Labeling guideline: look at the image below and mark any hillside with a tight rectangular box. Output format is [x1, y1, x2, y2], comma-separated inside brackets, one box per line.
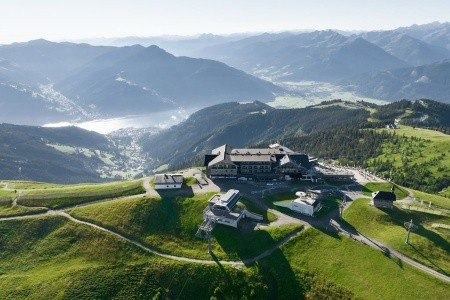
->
[343, 60, 450, 103]
[140, 99, 449, 196]
[0, 40, 283, 123]
[140, 101, 369, 170]
[192, 30, 409, 82]
[360, 30, 450, 66]
[283, 100, 450, 194]
[396, 22, 450, 51]
[0, 124, 113, 183]
[1, 178, 449, 299]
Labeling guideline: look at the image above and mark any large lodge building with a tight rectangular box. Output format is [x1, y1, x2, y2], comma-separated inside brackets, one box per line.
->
[204, 144, 311, 180]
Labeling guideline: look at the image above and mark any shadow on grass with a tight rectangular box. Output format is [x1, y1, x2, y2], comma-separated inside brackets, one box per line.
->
[338, 217, 405, 268]
[154, 186, 195, 198]
[379, 207, 450, 270]
[213, 225, 282, 266]
[210, 252, 233, 280]
[408, 243, 449, 276]
[256, 248, 304, 298]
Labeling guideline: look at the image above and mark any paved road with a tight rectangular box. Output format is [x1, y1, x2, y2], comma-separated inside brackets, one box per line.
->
[330, 218, 450, 283]
[232, 182, 450, 283]
[1, 178, 449, 283]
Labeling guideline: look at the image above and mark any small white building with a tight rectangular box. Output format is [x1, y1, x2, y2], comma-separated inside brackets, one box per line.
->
[154, 173, 183, 190]
[291, 197, 321, 216]
[274, 190, 322, 216]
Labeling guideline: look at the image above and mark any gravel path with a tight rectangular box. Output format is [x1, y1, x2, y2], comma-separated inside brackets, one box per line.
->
[0, 209, 305, 267]
[0, 178, 448, 283]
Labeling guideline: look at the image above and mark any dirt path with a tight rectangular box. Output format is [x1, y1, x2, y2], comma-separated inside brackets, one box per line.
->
[330, 219, 450, 283]
[1, 179, 448, 283]
[264, 208, 307, 228]
[0, 209, 305, 267]
[142, 177, 159, 197]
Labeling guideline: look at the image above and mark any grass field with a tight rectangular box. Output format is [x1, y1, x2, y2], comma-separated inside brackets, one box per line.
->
[267, 81, 387, 109]
[363, 182, 409, 200]
[0, 217, 278, 300]
[68, 194, 299, 260]
[0, 189, 17, 200]
[264, 191, 297, 207]
[369, 125, 450, 194]
[343, 198, 450, 275]
[376, 126, 450, 174]
[239, 198, 277, 223]
[17, 180, 145, 209]
[274, 228, 450, 299]
[267, 96, 317, 108]
[0, 202, 47, 217]
[1, 213, 449, 298]
[412, 189, 450, 210]
[4, 181, 88, 189]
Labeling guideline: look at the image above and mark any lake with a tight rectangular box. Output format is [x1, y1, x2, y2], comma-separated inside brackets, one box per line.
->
[43, 108, 196, 134]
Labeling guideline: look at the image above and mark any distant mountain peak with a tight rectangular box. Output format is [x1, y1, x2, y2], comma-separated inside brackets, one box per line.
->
[143, 45, 174, 59]
[27, 38, 53, 45]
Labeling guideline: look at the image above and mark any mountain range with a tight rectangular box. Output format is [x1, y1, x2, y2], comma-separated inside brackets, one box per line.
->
[343, 59, 450, 102]
[1, 98, 449, 183]
[190, 30, 410, 82]
[0, 41, 282, 125]
[1, 22, 450, 127]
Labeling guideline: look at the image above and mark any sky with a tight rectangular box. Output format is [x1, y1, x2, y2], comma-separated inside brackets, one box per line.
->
[1, 0, 449, 44]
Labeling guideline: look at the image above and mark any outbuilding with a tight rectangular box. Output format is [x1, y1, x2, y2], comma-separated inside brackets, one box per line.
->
[371, 191, 396, 209]
[291, 197, 321, 216]
[154, 174, 183, 190]
[273, 190, 322, 216]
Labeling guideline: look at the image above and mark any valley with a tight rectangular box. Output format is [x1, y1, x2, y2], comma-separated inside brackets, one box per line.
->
[1, 15, 450, 299]
[267, 81, 388, 108]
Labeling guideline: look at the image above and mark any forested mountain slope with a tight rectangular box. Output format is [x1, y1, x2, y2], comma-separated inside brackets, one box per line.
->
[0, 124, 112, 183]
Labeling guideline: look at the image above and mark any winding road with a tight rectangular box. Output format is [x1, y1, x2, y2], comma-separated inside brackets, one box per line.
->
[0, 208, 305, 267]
[0, 177, 449, 283]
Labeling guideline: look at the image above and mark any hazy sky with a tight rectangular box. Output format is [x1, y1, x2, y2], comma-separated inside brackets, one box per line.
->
[1, 0, 449, 43]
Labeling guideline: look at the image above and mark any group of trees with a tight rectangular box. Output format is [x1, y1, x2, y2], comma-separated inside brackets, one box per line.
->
[285, 126, 448, 195]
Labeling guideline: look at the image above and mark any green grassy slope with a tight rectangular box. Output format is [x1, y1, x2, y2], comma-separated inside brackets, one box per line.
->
[0, 189, 16, 200]
[412, 189, 450, 210]
[0, 203, 47, 217]
[68, 194, 299, 260]
[363, 182, 409, 200]
[2, 181, 101, 190]
[0, 217, 275, 300]
[2, 216, 448, 299]
[17, 180, 145, 208]
[343, 198, 450, 275]
[369, 125, 450, 194]
[275, 228, 450, 300]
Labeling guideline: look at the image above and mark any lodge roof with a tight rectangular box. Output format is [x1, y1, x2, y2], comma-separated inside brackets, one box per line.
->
[371, 191, 396, 202]
[154, 174, 184, 184]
